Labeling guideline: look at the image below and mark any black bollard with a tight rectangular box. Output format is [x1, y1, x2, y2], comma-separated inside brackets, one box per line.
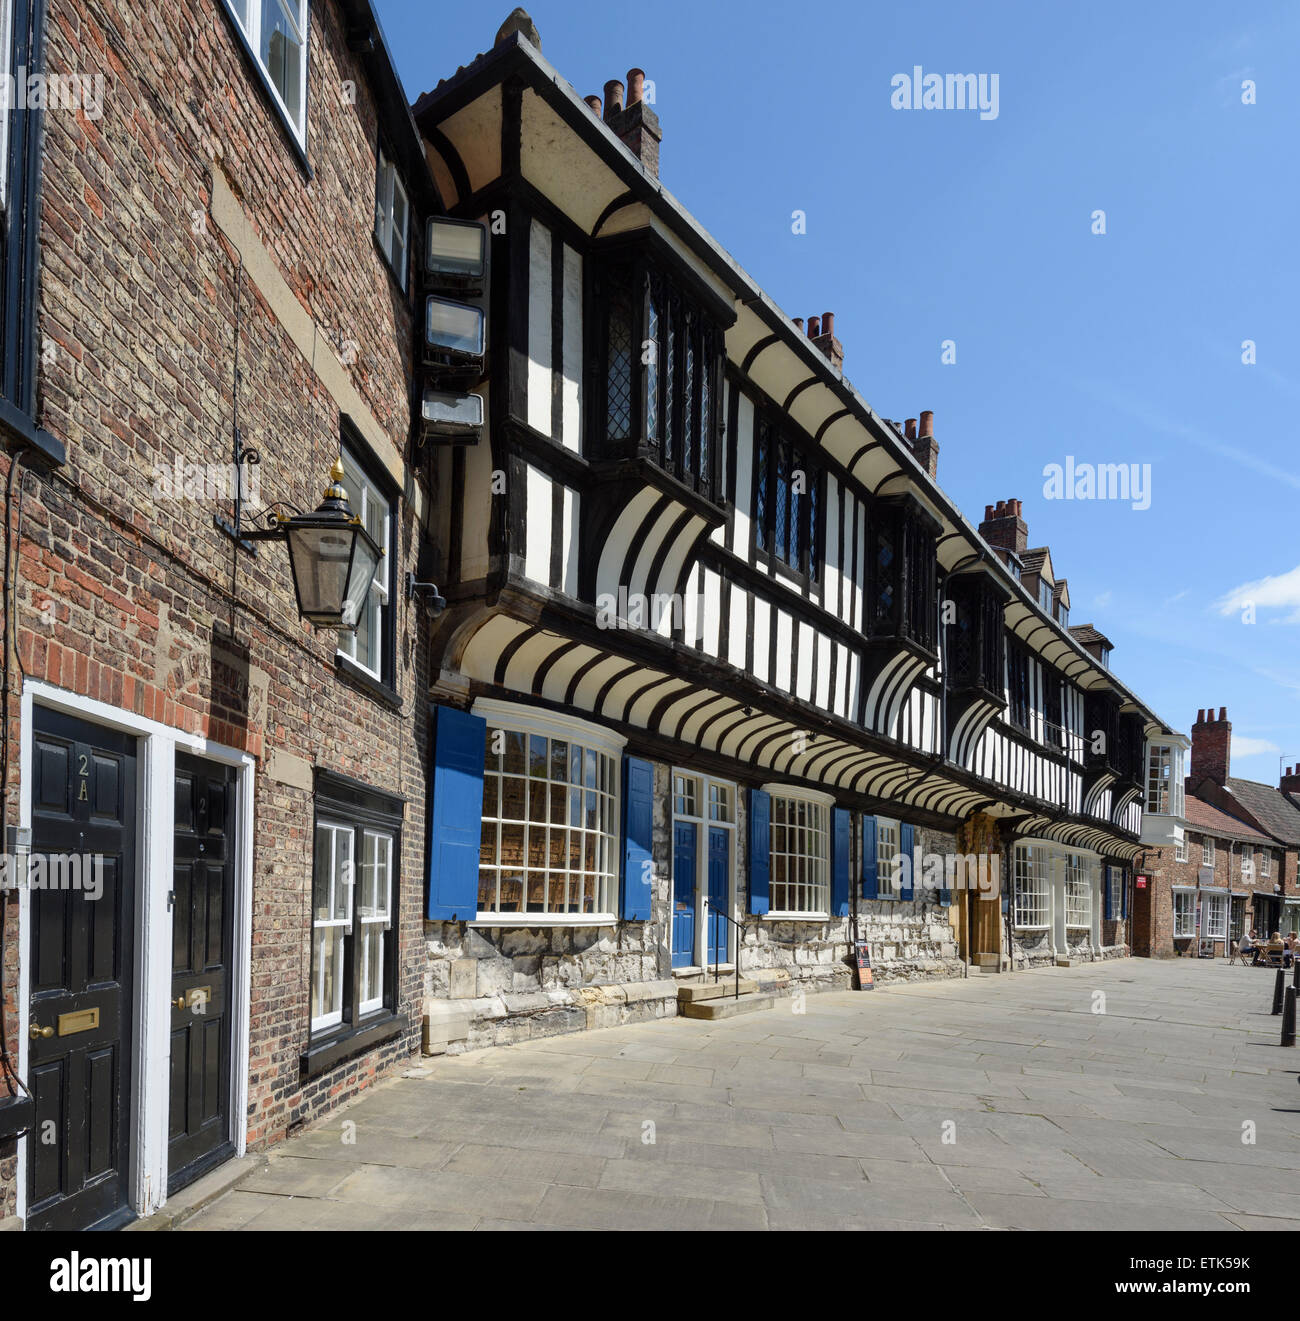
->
[1283, 987, 1297, 1048]
[1273, 967, 1285, 1015]
[1293, 957, 1299, 991]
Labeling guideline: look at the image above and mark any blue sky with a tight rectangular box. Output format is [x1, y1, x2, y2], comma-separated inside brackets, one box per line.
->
[379, 0, 1300, 784]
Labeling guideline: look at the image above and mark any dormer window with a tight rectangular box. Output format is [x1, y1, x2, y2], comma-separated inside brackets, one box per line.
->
[1055, 602, 1069, 628]
[598, 255, 724, 502]
[1038, 580, 1053, 613]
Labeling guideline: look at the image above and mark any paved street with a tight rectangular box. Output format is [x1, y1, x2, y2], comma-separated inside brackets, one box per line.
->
[184, 959, 1300, 1231]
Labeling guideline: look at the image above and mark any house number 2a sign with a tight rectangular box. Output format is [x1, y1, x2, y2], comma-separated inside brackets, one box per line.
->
[77, 753, 90, 802]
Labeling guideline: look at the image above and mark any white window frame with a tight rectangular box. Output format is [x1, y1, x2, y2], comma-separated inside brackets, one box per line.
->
[472, 700, 626, 924]
[1175, 834, 1188, 863]
[311, 821, 354, 1033]
[1203, 891, 1228, 940]
[876, 816, 899, 898]
[1145, 744, 1172, 816]
[765, 784, 833, 919]
[1172, 888, 1197, 939]
[375, 148, 410, 292]
[1261, 850, 1272, 878]
[1012, 843, 1049, 929]
[1202, 836, 1215, 867]
[1241, 844, 1254, 880]
[336, 447, 392, 682]
[1064, 853, 1092, 929]
[224, 0, 310, 146]
[356, 830, 393, 1016]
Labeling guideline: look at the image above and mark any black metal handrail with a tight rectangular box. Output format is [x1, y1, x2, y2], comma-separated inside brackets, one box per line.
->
[703, 898, 751, 1000]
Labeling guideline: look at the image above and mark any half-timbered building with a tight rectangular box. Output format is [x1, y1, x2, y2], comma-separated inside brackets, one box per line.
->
[410, 12, 1189, 1054]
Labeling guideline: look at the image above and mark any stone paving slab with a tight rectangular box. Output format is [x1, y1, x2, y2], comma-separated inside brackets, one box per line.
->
[180, 958, 1300, 1231]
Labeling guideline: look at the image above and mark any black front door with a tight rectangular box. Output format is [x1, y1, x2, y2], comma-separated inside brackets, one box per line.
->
[167, 754, 236, 1193]
[27, 708, 137, 1232]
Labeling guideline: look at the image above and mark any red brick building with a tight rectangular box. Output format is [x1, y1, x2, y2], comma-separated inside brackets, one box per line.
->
[0, 0, 443, 1230]
[1133, 708, 1300, 957]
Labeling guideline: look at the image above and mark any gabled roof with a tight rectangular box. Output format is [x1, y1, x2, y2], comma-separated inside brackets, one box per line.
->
[1022, 547, 1052, 580]
[1185, 794, 1271, 845]
[1223, 777, 1300, 847]
[1054, 578, 1071, 610]
[1069, 623, 1113, 649]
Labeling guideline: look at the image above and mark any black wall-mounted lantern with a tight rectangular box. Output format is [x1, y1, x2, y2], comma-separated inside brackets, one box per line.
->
[240, 458, 384, 631]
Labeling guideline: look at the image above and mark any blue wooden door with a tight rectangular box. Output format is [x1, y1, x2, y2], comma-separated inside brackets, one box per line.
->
[706, 826, 730, 965]
[672, 821, 697, 968]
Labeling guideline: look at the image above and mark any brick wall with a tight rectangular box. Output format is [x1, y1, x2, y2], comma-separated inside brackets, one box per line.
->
[1, 0, 434, 1220]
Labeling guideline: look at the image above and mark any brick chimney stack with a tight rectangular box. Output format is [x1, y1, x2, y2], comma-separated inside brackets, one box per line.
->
[604, 67, 661, 177]
[810, 310, 843, 371]
[907, 409, 939, 479]
[1280, 764, 1300, 796]
[979, 498, 1028, 557]
[1192, 707, 1232, 787]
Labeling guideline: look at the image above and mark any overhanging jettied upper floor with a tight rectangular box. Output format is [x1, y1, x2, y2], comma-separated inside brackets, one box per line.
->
[413, 27, 1182, 841]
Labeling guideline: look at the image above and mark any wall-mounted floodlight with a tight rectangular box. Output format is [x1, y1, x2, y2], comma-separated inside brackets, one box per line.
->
[420, 389, 483, 444]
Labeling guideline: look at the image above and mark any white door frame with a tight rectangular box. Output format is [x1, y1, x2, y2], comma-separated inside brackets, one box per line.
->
[16, 680, 255, 1225]
[669, 771, 737, 969]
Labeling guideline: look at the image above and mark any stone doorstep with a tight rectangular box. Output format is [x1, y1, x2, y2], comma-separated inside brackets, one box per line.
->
[126, 1154, 267, 1232]
[677, 979, 760, 1003]
[680, 993, 776, 1021]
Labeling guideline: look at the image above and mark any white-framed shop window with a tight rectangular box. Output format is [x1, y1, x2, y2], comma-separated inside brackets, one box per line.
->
[767, 788, 832, 917]
[311, 822, 354, 1032]
[1202, 836, 1215, 867]
[375, 148, 410, 290]
[876, 817, 900, 896]
[1172, 888, 1197, 939]
[223, 0, 310, 144]
[475, 704, 623, 919]
[356, 830, 393, 1015]
[1203, 891, 1228, 940]
[1012, 843, 1049, 929]
[1064, 854, 1092, 929]
[337, 447, 392, 681]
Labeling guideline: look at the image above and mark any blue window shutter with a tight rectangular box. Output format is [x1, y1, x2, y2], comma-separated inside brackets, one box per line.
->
[938, 845, 951, 906]
[1104, 868, 1113, 921]
[1120, 868, 1128, 919]
[831, 807, 851, 917]
[861, 815, 878, 900]
[900, 822, 915, 900]
[621, 756, 654, 920]
[748, 788, 770, 915]
[427, 705, 487, 921]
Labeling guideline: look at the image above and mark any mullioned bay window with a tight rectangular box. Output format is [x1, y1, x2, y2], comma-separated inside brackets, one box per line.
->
[754, 413, 823, 582]
[1144, 742, 1185, 818]
[870, 498, 939, 654]
[598, 254, 725, 502]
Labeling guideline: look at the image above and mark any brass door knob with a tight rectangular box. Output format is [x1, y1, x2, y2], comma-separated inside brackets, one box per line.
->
[172, 995, 186, 1010]
[29, 1023, 53, 1040]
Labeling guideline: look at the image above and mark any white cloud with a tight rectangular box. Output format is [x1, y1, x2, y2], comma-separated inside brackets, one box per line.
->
[1215, 564, 1300, 619]
[1232, 735, 1280, 758]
